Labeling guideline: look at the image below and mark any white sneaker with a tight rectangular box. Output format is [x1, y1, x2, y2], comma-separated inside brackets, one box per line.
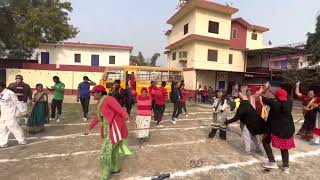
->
[185, 113, 189, 117]
[19, 140, 27, 145]
[0, 144, 8, 148]
[157, 125, 164, 128]
[56, 119, 60, 123]
[171, 120, 177, 125]
[282, 167, 289, 174]
[262, 162, 278, 169]
[82, 118, 87, 122]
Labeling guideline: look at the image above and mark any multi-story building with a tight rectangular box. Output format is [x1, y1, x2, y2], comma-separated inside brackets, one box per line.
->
[165, 0, 269, 91]
[36, 42, 133, 67]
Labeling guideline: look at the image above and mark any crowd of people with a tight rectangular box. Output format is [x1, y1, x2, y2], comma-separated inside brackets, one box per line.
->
[1, 74, 320, 178]
[219, 81, 320, 174]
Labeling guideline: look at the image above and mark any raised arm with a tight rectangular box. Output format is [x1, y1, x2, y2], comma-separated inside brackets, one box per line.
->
[235, 84, 246, 100]
[295, 81, 303, 98]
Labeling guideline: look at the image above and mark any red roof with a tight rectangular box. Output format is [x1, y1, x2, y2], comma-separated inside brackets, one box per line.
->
[40, 42, 133, 51]
[232, 17, 269, 32]
[167, 0, 239, 25]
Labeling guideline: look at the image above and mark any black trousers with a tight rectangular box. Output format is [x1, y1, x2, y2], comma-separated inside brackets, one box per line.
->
[155, 104, 165, 125]
[172, 101, 182, 119]
[152, 99, 157, 120]
[263, 133, 289, 168]
[182, 102, 187, 113]
[80, 96, 90, 118]
[126, 103, 133, 115]
[51, 99, 63, 119]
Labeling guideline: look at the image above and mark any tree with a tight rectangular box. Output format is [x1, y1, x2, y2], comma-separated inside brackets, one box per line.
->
[149, 53, 160, 66]
[0, 0, 78, 58]
[130, 52, 160, 66]
[306, 14, 320, 65]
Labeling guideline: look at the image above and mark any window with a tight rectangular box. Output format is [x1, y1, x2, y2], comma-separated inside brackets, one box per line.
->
[251, 32, 258, 40]
[179, 51, 188, 59]
[184, 23, 189, 35]
[40, 52, 49, 64]
[182, 51, 187, 58]
[207, 49, 218, 62]
[208, 21, 219, 34]
[172, 52, 177, 61]
[91, 55, 99, 66]
[109, 56, 115, 64]
[232, 28, 238, 39]
[229, 54, 233, 64]
[74, 54, 81, 63]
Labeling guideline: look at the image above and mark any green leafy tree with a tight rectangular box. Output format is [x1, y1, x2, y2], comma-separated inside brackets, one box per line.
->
[306, 15, 320, 65]
[0, 0, 78, 58]
[149, 53, 160, 66]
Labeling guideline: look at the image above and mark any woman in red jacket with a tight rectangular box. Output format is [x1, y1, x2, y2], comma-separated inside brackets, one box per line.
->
[84, 85, 135, 180]
[180, 83, 189, 117]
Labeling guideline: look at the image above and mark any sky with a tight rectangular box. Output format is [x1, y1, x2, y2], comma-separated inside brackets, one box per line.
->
[68, 0, 320, 66]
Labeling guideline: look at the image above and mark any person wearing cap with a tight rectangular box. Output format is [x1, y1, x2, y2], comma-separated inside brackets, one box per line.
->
[47, 76, 65, 122]
[8, 75, 32, 124]
[135, 87, 152, 147]
[84, 85, 135, 179]
[77, 76, 96, 121]
[261, 88, 295, 174]
[0, 82, 27, 148]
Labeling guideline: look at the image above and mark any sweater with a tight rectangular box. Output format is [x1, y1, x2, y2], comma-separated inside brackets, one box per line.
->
[262, 97, 295, 139]
[137, 95, 152, 116]
[155, 87, 168, 105]
[181, 88, 188, 103]
[226, 100, 266, 135]
[89, 96, 129, 143]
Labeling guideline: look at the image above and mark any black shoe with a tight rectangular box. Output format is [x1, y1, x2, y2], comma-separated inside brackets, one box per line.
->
[219, 130, 227, 140]
[208, 128, 217, 138]
[152, 173, 170, 180]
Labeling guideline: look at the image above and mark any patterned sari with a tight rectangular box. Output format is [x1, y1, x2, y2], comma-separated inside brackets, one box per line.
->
[26, 92, 49, 134]
[97, 96, 132, 180]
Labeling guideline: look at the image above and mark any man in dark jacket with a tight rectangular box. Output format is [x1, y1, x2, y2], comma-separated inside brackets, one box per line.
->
[225, 100, 265, 155]
[171, 82, 182, 124]
[8, 75, 32, 124]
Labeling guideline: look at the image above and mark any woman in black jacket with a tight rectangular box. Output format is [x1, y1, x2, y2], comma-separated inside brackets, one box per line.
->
[261, 88, 295, 174]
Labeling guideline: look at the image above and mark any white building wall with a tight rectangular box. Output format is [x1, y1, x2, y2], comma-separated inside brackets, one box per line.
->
[36, 45, 130, 66]
[246, 30, 264, 50]
[195, 9, 232, 40]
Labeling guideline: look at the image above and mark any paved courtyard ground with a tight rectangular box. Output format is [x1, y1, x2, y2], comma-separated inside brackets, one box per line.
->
[0, 101, 319, 180]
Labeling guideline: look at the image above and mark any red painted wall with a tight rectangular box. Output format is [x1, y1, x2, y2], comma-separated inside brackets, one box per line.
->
[230, 22, 247, 50]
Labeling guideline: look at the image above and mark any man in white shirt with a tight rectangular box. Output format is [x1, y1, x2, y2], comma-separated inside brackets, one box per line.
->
[0, 82, 27, 148]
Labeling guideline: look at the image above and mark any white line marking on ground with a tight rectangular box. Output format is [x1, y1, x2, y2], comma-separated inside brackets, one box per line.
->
[0, 140, 209, 163]
[0, 150, 100, 163]
[126, 149, 320, 180]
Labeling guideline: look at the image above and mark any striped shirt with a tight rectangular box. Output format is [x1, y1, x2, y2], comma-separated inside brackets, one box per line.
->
[15, 84, 24, 102]
[137, 95, 152, 116]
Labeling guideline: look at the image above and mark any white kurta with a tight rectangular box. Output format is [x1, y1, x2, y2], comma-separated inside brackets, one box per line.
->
[0, 89, 26, 146]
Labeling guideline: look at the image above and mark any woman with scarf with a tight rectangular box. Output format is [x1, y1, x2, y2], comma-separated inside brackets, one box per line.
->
[295, 81, 317, 140]
[26, 84, 49, 134]
[261, 88, 295, 174]
[84, 85, 135, 180]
